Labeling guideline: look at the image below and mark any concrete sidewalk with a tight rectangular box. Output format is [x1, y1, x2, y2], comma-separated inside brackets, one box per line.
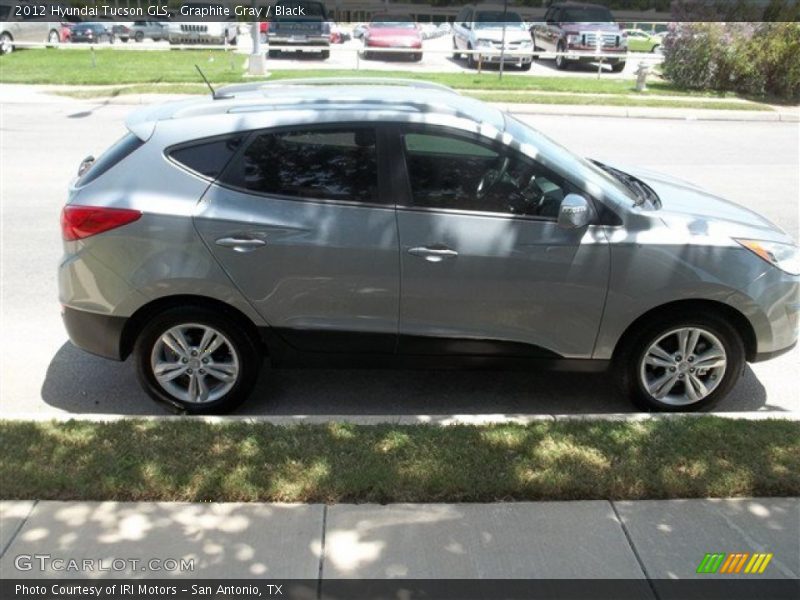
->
[1, 499, 797, 583]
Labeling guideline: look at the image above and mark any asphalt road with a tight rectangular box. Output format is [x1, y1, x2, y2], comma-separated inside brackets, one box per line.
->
[0, 97, 797, 417]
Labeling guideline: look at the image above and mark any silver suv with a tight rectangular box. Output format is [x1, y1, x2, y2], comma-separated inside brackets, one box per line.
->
[59, 80, 799, 414]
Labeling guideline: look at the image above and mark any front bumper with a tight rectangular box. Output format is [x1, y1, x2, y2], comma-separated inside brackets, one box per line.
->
[268, 35, 329, 48]
[747, 270, 799, 362]
[62, 306, 127, 361]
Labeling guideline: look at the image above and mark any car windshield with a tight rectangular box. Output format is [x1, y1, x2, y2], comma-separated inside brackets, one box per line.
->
[504, 114, 641, 206]
[561, 8, 615, 22]
[474, 11, 527, 29]
[371, 18, 415, 28]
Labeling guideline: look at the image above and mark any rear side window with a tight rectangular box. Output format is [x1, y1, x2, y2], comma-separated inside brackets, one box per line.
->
[78, 133, 144, 187]
[168, 135, 244, 179]
[220, 128, 378, 203]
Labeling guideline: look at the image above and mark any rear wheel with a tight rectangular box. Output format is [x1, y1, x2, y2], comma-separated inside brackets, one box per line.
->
[47, 29, 59, 46]
[555, 42, 568, 70]
[611, 60, 626, 72]
[0, 33, 12, 55]
[135, 31, 144, 42]
[614, 312, 745, 412]
[134, 307, 261, 414]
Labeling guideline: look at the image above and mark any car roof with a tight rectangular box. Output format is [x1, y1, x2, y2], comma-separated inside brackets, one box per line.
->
[125, 81, 507, 140]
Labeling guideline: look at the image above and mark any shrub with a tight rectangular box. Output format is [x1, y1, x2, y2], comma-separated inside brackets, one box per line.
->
[662, 22, 800, 101]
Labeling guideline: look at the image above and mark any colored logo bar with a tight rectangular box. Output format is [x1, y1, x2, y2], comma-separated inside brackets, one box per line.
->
[697, 552, 773, 574]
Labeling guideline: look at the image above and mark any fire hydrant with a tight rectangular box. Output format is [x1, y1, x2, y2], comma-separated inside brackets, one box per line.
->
[635, 62, 650, 92]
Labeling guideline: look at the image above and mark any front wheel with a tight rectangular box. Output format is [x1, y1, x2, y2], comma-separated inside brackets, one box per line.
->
[615, 312, 745, 412]
[611, 60, 626, 72]
[134, 307, 261, 414]
[47, 30, 60, 46]
[520, 60, 532, 71]
[555, 42, 568, 70]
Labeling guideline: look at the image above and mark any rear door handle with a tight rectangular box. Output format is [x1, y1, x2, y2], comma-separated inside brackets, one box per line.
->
[408, 246, 459, 263]
[215, 237, 266, 253]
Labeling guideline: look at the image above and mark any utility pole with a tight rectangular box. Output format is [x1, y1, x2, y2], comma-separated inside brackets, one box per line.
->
[498, 0, 508, 80]
[248, 1, 268, 76]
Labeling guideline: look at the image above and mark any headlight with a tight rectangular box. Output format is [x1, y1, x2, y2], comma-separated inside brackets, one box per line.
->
[475, 39, 493, 48]
[519, 40, 533, 47]
[566, 34, 580, 45]
[736, 239, 800, 276]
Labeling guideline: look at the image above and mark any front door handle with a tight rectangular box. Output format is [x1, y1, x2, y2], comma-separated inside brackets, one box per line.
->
[408, 246, 459, 263]
[215, 237, 266, 253]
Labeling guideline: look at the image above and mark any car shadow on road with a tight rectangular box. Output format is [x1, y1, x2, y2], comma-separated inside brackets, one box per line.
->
[41, 342, 772, 416]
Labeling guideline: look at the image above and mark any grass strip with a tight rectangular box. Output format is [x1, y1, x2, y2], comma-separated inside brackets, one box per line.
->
[51, 84, 770, 111]
[1, 417, 797, 503]
[0, 48, 727, 97]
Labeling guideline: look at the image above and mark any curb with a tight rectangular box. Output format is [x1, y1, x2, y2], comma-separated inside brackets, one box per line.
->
[4, 411, 798, 425]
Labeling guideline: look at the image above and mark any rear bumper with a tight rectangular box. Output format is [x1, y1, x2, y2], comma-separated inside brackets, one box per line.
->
[62, 306, 127, 361]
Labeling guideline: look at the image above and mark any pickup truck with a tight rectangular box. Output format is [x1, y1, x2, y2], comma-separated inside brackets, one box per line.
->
[266, 0, 330, 59]
[531, 2, 627, 72]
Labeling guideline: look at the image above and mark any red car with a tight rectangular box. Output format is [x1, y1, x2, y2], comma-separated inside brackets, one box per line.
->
[361, 15, 422, 62]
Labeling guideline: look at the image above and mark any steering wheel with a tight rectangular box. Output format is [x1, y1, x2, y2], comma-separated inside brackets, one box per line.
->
[476, 156, 510, 199]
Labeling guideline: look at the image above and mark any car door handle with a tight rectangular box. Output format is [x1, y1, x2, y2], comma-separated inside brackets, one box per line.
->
[408, 246, 458, 262]
[215, 237, 266, 252]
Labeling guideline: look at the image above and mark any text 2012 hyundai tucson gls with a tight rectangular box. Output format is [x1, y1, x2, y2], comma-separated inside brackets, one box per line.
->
[59, 80, 799, 414]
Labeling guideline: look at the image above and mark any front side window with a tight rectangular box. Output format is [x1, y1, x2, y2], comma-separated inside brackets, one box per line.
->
[221, 128, 378, 203]
[402, 131, 579, 219]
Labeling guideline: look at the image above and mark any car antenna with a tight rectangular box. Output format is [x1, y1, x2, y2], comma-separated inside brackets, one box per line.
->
[195, 65, 230, 100]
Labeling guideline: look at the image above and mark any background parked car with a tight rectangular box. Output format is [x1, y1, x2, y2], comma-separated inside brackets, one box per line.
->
[168, 3, 237, 45]
[130, 20, 167, 43]
[266, 0, 330, 59]
[352, 23, 368, 40]
[59, 21, 73, 43]
[113, 22, 133, 43]
[0, 1, 60, 54]
[453, 4, 534, 70]
[624, 28, 660, 52]
[69, 22, 115, 44]
[361, 15, 423, 62]
[532, 1, 627, 72]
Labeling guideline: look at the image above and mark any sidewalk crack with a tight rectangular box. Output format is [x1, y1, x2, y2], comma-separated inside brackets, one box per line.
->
[610, 500, 661, 600]
[0, 500, 38, 560]
[316, 504, 328, 600]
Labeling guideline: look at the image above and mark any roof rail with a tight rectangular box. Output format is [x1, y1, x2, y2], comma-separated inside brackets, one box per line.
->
[215, 78, 459, 97]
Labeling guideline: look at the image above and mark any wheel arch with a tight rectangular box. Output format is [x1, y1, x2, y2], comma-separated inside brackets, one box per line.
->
[611, 299, 757, 363]
[120, 295, 265, 360]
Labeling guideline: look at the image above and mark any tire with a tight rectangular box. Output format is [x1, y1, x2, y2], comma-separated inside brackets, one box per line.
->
[135, 31, 144, 42]
[412, 52, 422, 62]
[134, 307, 262, 414]
[555, 42, 568, 70]
[466, 44, 476, 69]
[320, 49, 329, 59]
[0, 33, 13, 55]
[120, 37, 129, 43]
[614, 311, 745, 412]
[268, 49, 279, 58]
[520, 60, 532, 71]
[611, 61, 626, 73]
[47, 29, 59, 46]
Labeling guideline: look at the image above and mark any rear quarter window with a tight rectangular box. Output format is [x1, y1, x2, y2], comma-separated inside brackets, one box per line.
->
[167, 135, 245, 180]
[77, 132, 144, 187]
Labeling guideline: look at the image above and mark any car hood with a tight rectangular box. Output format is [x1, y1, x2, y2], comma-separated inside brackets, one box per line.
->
[473, 28, 531, 42]
[369, 27, 420, 38]
[625, 166, 794, 245]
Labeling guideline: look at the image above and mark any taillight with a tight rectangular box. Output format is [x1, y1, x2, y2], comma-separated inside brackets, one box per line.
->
[61, 205, 141, 241]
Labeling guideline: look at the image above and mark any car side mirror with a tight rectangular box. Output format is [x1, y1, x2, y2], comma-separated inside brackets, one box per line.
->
[557, 194, 592, 229]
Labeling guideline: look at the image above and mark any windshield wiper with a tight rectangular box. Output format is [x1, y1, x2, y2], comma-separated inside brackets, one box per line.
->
[591, 160, 658, 207]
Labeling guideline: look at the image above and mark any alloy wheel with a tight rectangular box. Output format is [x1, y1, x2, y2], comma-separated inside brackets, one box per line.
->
[639, 327, 727, 406]
[150, 323, 240, 404]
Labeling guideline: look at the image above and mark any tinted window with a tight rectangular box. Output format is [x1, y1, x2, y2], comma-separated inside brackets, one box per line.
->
[169, 135, 244, 179]
[403, 132, 579, 219]
[78, 133, 144, 187]
[222, 128, 378, 203]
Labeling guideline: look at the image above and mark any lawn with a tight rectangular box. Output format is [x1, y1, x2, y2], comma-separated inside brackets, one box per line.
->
[1, 417, 797, 503]
[0, 48, 725, 97]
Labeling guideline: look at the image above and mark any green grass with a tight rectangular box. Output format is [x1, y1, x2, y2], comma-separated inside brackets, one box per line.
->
[53, 85, 770, 111]
[0, 48, 729, 97]
[1, 418, 797, 503]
